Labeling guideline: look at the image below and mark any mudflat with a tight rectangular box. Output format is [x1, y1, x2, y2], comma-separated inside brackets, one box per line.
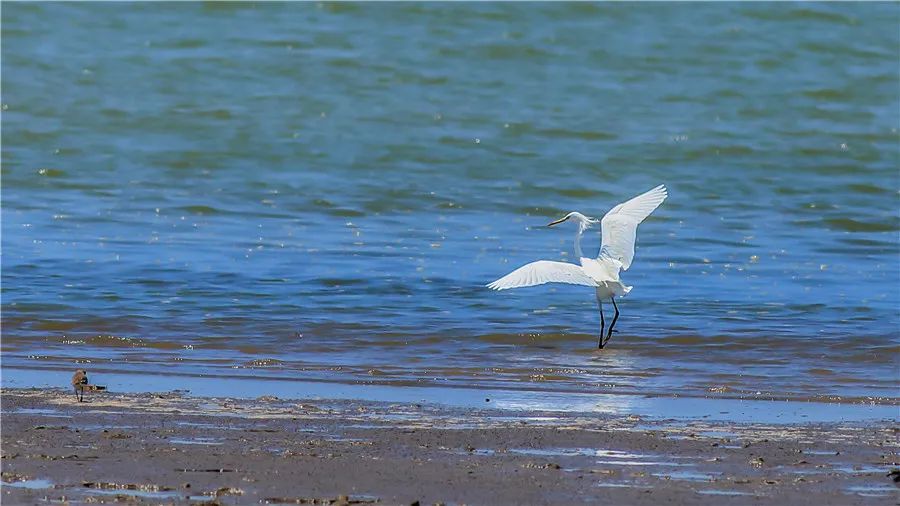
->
[1, 389, 897, 505]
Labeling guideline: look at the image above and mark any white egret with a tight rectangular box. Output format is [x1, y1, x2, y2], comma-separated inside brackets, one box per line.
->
[487, 185, 667, 349]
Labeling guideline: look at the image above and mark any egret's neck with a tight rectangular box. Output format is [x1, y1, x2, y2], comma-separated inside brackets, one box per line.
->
[574, 223, 586, 259]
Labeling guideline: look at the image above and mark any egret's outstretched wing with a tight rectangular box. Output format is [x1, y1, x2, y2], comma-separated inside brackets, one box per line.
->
[598, 184, 667, 271]
[487, 260, 598, 290]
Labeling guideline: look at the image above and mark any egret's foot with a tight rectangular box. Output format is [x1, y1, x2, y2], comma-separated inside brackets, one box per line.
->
[601, 331, 619, 348]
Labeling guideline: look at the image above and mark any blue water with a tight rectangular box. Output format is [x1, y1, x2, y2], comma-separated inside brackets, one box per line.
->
[2, 3, 898, 407]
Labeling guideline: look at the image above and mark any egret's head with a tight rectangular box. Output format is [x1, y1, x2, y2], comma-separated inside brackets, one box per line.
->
[547, 211, 598, 229]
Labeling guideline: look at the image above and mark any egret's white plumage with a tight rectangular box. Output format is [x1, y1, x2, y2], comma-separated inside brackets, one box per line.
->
[598, 184, 668, 272]
[486, 260, 598, 290]
[487, 184, 667, 348]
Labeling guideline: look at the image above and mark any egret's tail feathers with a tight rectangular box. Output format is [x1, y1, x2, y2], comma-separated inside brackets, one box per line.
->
[623, 285, 633, 295]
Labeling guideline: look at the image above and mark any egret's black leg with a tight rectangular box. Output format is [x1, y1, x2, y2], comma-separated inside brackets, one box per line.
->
[604, 297, 620, 347]
[597, 299, 606, 349]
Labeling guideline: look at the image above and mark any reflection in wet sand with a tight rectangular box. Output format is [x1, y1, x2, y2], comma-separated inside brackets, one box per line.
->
[2, 366, 897, 424]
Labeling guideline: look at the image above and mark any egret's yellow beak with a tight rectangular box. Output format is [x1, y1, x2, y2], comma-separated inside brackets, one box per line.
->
[546, 216, 568, 227]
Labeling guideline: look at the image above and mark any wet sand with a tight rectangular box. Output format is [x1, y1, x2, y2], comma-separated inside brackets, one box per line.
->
[1, 388, 897, 505]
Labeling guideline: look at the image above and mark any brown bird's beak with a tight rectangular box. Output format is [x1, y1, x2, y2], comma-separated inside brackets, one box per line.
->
[546, 216, 568, 227]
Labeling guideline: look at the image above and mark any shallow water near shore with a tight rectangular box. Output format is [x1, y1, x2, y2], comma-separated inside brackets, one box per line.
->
[2, 3, 899, 412]
[4, 367, 896, 425]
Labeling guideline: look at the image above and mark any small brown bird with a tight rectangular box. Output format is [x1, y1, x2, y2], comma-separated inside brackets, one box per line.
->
[72, 369, 88, 402]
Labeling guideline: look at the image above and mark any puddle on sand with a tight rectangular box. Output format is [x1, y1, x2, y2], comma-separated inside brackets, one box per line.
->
[10, 408, 72, 419]
[64, 443, 97, 450]
[80, 482, 184, 500]
[487, 416, 563, 425]
[508, 448, 696, 467]
[169, 437, 224, 446]
[697, 489, 756, 496]
[845, 485, 896, 497]
[833, 465, 887, 474]
[80, 424, 140, 431]
[511, 447, 595, 457]
[3, 479, 55, 490]
[86, 488, 183, 499]
[786, 467, 830, 476]
[803, 449, 839, 456]
[653, 470, 719, 482]
[174, 421, 241, 431]
[596, 482, 651, 489]
[510, 448, 645, 458]
[596, 460, 694, 467]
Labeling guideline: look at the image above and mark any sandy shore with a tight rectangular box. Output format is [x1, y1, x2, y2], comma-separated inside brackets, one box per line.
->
[1, 388, 897, 505]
